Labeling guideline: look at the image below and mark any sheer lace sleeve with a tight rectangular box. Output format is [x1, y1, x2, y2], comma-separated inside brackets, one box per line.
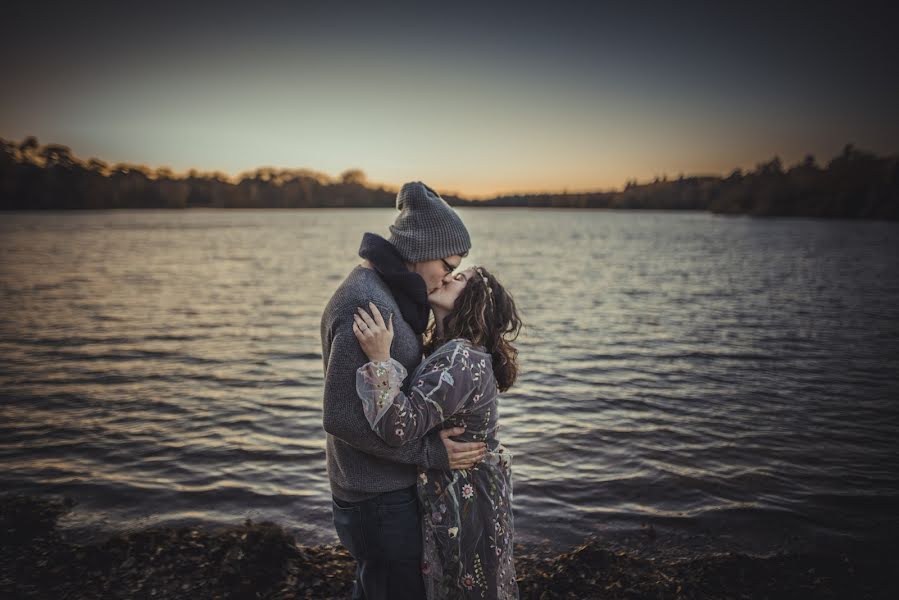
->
[355, 340, 482, 446]
[355, 358, 408, 430]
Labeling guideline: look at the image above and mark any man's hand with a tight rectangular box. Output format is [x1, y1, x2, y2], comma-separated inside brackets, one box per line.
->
[439, 427, 487, 470]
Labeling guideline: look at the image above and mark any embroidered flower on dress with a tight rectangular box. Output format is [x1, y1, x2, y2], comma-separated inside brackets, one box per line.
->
[462, 484, 474, 499]
[431, 511, 442, 523]
[462, 573, 474, 590]
[395, 428, 404, 437]
[419, 472, 428, 484]
[448, 526, 458, 539]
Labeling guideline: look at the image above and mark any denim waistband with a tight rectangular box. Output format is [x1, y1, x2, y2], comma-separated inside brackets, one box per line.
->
[333, 484, 416, 508]
[374, 485, 417, 504]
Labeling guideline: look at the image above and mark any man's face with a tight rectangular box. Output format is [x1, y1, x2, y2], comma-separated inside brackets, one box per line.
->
[412, 255, 464, 295]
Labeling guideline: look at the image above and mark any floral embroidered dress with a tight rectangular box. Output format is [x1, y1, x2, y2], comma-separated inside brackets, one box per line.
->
[356, 338, 518, 599]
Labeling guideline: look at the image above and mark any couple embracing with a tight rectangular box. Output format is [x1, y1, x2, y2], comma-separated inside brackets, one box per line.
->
[321, 181, 521, 599]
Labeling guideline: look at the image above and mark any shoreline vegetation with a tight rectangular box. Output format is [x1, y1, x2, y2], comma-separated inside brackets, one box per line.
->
[2, 494, 895, 599]
[2, 137, 897, 220]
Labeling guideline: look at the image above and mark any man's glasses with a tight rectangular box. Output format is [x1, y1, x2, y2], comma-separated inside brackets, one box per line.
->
[440, 258, 459, 274]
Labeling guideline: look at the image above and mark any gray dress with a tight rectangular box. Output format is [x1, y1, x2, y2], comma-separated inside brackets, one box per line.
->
[356, 338, 518, 599]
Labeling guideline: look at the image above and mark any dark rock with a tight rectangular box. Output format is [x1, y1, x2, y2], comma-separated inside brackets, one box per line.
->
[2, 494, 897, 599]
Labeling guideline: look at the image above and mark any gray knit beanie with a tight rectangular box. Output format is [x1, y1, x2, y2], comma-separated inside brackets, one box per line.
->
[388, 181, 472, 263]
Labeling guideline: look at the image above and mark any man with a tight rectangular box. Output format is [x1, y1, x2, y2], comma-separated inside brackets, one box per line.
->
[321, 181, 487, 599]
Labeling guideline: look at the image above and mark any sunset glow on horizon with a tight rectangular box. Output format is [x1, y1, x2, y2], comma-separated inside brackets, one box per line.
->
[3, 1, 897, 198]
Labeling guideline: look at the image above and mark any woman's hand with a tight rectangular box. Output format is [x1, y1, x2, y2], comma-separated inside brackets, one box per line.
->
[352, 302, 393, 362]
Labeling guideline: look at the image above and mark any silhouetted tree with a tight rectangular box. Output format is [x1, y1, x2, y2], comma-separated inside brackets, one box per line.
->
[340, 169, 367, 186]
[0, 136, 895, 218]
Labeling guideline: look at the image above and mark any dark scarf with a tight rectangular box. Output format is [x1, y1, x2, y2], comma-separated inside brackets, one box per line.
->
[358, 233, 430, 334]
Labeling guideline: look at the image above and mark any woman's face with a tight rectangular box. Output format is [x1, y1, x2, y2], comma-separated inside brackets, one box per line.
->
[428, 268, 475, 312]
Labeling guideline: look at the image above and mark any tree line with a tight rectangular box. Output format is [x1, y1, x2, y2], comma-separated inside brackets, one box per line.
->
[0, 138, 392, 210]
[2, 136, 897, 219]
[463, 147, 898, 219]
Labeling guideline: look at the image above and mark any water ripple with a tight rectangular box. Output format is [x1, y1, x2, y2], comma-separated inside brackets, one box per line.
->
[1, 209, 898, 551]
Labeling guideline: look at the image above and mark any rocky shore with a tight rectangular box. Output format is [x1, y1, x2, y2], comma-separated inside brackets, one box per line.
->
[2, 494, 895, 599]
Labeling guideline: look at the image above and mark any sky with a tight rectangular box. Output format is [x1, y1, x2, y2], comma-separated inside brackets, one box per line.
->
[2, 0, 898, 198]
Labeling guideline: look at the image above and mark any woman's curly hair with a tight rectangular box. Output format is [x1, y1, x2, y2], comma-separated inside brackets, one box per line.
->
[424, 266, 522, 392]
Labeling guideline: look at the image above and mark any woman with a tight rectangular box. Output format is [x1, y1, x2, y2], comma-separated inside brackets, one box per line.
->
[352, 265, 521, 600]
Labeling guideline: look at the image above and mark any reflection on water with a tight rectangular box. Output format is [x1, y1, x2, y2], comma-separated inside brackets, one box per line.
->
[1, 209, 898, 552]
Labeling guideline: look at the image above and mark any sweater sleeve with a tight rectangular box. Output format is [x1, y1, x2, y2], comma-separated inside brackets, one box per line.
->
[321, 308, 450, 470]
[355, 340, 477, 446]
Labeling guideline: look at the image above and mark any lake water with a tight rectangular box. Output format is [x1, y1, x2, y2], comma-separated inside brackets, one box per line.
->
[1, 208, 897, 555]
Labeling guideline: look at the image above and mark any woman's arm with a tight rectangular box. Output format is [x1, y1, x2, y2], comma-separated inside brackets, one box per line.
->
[355, 342, 477, 446]
[322, 315, 451, 468]
[353, 304, 478, 446]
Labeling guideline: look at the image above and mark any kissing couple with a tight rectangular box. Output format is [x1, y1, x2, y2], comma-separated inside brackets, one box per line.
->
[321, 181, 522, 599]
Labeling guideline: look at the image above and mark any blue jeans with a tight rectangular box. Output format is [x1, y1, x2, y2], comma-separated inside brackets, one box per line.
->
[332, 485, 425, 600]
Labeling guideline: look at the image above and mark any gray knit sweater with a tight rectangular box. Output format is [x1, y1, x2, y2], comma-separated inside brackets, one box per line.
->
[321, 265, 450, 502]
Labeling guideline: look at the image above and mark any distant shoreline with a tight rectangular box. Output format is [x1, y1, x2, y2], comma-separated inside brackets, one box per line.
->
[3, 206, 899, 225]
[3, 137, 898, 220]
